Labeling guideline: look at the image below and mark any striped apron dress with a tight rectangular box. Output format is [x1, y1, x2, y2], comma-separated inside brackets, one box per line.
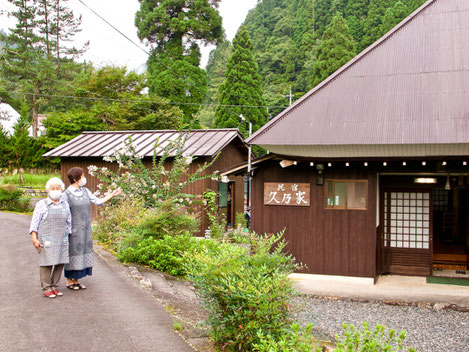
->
[38, 203, 70, 266]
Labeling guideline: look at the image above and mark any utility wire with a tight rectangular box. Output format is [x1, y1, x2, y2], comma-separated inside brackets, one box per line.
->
[0, 89, 288, 109]
[76, 0, 213, 101]
[75, 0, 265, 122]
[0, 47, 287, 111]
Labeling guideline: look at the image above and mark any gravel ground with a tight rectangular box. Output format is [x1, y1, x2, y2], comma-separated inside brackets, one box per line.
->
[293, 296, 469, 352]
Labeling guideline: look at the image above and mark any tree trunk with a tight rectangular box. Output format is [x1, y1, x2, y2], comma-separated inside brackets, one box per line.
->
[31, 84, 39, 138]
[56, 0, 60, 64]
[43, 0, 51, 55]
[15, 151, 23, 184]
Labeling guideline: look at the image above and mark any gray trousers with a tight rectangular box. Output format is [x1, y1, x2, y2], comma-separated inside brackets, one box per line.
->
[39, 264, 64, 292]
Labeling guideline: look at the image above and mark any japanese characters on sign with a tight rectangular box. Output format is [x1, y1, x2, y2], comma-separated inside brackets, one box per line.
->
[264, 182, 310, 207]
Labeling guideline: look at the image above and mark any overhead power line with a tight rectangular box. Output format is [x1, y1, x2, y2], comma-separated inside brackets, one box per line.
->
[0, 89, 288, 109]
[75, 0, 268, 122]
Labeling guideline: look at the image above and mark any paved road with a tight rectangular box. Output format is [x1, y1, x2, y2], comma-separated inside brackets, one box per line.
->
[0, 212, 194, 352]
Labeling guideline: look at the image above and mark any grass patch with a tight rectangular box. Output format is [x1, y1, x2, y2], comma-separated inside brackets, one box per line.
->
[427, 276, 469, 286]
[0, 173, 60, 188]
[172, 322, 185, 332]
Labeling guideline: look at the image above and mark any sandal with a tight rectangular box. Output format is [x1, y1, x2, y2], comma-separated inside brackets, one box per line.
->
[75, 283, 86, 290]
[67, 284, 79, 290]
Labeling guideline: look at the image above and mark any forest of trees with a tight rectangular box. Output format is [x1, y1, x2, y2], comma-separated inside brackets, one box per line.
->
[202, 0, 427, 122]
[0, 0, 427, 171]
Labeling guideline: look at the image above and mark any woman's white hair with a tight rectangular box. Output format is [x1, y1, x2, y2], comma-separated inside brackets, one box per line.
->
[45, 177, 65, 191]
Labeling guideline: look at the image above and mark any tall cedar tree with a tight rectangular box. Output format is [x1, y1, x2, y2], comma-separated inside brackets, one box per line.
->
[10, 104, 45, 182]
[0, 125, 10, 168]
[135, 0, 223, 126]
[0, 0, 50, 137]
[0, 0, 86, 137]
[311, 13, 356, 87]
[198, 38, 232, 128]
[214, 26, 268, 136]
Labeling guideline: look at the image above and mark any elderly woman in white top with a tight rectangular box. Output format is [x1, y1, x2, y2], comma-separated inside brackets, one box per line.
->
[30, 177, 71, 298]
[62, 167, 121, 290]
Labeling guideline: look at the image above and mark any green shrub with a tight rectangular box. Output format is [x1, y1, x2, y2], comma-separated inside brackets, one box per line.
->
[118, 233, 222, 277]
[253, 323, 321, 352]
[136, 200, 199, 239]
[93, 197, 151, 248]
[335, 322, 416, 352]
[0, 185, 31, 211]
[203, 189, 226, 239]
[235, 211, 247, 229]
[184, 231, 300, 351]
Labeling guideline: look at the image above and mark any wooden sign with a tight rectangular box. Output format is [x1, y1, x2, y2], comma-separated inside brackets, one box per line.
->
[264, 182, 310, 207]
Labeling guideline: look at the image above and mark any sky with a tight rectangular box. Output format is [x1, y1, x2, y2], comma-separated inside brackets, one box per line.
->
[0, 0, 258, 72]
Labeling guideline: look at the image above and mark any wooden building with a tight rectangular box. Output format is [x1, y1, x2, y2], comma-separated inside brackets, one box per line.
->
[44, 129, 249, 235]
[227, 0, 469, 279]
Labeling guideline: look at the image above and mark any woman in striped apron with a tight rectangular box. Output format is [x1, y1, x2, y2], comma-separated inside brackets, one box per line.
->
[30, 177, 71, 298]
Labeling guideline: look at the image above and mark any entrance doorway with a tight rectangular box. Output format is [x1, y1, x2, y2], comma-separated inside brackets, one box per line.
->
[432, 187, 469, 277]
[382, 190, 432, 276]
[218, 181, 235, 228]
[380, 177, 469, 277]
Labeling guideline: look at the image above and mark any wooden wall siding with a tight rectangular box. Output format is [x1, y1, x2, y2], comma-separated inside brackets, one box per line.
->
[251, 160, 377, 277]
[60, 141, 247, 236]
[207, 142, 246, 220]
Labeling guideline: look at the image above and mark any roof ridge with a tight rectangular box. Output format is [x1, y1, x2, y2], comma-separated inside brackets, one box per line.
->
[82, 128, 240, 134]
[246, 0, 437, 144]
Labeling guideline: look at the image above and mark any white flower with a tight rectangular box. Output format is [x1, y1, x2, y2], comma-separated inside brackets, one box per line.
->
[152, 194, 157, 199]
[152, 185, 156, 189]
[103, 156, 113, 162]
[184, 155, 192, 165]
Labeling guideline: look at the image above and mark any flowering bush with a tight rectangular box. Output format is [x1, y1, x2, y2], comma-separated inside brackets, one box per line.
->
[88, 132, 220, 208]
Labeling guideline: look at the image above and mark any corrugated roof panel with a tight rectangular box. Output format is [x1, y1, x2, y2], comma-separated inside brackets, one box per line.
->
[205, 130, 238, 156]
[135, 132, 170, 156]
[181, 131, 210, 156]
[196, 130, 228, 156]
[44, 129, 245, 159]
[247, 0, 469, 157]
[43, 134, 88, 157]
[98, 133, 131, 157]
[82, 133, 123, 157]
[59, 133, 102, 157]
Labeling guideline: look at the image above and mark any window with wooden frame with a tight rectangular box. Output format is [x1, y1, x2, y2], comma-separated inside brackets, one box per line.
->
[325, 180, 368, 210]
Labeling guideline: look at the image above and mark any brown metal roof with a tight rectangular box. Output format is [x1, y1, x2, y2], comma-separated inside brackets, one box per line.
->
[247, 0, 469, 155]
[44, 129, 246, 158]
